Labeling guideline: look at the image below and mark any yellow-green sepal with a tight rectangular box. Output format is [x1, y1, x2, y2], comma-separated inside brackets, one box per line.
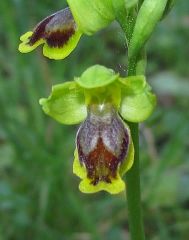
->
[67, 0, 115, 35]
[39, 82, 87, 125]
[119, 75, 156, 122]
[75, 65, 119, 89]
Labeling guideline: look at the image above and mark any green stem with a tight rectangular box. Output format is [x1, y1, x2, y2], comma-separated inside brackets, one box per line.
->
[116, 6, 146, 240]
[120, 11, 146, 237]
[126, 121, 145, 240]
[125, 53, 146, 240]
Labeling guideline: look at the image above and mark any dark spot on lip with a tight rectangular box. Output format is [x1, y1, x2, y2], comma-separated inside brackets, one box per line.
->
[45, 28, 75, 48]
[28, 8, 76, 47]
[78, 137, 119, 185]
[76, 104, 130, 186]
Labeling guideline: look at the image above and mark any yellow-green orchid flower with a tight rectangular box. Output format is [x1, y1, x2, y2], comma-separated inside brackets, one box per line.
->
[39, 65, 156, 194]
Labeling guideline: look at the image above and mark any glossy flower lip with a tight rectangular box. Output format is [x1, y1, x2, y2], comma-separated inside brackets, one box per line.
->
[19, 8, 82, 60]
[74, 103, 134, 194]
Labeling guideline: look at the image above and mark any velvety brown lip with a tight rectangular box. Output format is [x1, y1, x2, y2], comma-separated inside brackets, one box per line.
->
[28, 8, 76, 47]
[77, 104, 129, 185]
[45, 28, 75, 48]
[29, 15, 54, 45]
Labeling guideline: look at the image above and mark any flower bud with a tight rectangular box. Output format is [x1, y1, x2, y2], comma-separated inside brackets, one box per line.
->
[129, 0, 168, 58]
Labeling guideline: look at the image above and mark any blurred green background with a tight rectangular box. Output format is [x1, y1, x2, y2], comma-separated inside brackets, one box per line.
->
[0, 1, 189, 239]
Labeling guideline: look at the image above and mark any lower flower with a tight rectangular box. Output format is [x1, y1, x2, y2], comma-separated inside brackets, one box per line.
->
[74, 103, 134, 194]
[39, 65, 156, 194]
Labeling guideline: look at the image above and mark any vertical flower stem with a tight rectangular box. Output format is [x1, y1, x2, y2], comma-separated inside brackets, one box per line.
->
[126, 122, 145, 240]
[125, 51, 146, 239]
[118, 3, 147, 234]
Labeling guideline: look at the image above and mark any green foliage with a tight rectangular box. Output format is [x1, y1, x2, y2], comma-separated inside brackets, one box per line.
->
[0, 0, 189, 239]
[129, 0, 168, 58]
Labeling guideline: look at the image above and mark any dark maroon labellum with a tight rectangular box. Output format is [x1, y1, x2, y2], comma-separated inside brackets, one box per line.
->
[29, 8, 76, 48]
[76, 103, 130, 185]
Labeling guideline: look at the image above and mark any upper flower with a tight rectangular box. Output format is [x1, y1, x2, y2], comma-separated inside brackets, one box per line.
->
[39, 65, 156, 194]
[18, 0, 169, 60]
[19, 8, 82, 60]
[18, 1, 126, 60]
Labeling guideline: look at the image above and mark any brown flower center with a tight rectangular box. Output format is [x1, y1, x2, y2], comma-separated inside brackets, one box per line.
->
[76, 103, 129, 185]
[29, 8, 76, 48]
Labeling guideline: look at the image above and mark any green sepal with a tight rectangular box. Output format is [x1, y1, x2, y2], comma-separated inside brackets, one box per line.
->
[67, 0, 115, 35]
[119, 75, 156, 122]
[129, 0, 168, 58]
[39, 82, 87, 125]
[75, 65, 119, 89]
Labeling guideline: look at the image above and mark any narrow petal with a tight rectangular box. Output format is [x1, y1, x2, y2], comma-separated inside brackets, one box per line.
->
[39, 82, 87, 125]
[18, 8, 82, 60]
[119, 76, 156, 122]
